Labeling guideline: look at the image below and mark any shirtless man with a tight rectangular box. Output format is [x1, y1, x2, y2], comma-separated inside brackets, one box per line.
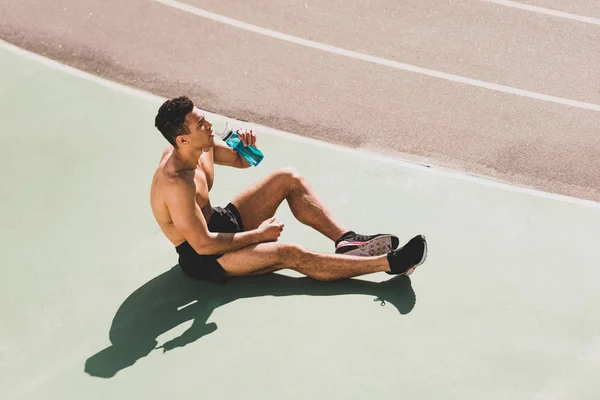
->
[150, 96, 427, 284]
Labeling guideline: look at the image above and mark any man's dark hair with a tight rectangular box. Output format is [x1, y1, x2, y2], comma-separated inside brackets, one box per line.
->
[154, 96, 194, 147]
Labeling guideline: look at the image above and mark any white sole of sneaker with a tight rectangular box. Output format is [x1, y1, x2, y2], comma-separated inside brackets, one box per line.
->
[416, 237, 428, 267]
[404, 237, 428, 276]
[340, 235, 398, 257]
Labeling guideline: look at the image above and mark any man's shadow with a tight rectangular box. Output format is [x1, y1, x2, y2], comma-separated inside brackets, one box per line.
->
[85, 266, 417, 378]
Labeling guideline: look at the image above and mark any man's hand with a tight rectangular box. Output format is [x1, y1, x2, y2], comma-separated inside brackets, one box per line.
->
[237, 128, 257, 147]
[258, 217, 284, 242]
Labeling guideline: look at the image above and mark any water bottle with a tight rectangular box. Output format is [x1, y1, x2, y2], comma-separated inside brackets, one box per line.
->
[214, 122, 264, 167]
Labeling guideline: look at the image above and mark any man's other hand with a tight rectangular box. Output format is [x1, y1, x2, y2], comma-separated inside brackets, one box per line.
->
[258, 217, 284, 242]
[237, 128, 257, 147]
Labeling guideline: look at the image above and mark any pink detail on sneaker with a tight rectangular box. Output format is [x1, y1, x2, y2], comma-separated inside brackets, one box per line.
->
[335, 241, 365, 249]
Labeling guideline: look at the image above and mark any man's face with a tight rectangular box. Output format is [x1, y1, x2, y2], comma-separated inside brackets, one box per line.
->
[180, 107, 214, 150]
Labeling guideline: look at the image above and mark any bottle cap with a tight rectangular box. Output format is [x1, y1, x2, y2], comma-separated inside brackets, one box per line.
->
[213, 121, 231, 140]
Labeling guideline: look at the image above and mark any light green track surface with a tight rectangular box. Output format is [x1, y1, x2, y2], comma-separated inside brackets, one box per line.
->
[1, 45, 600, 400]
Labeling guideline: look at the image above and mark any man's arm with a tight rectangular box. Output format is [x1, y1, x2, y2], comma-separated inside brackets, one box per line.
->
[165, 178, 263, 254]
[213, 141, 251, 169]
[213, 128, 257, 168]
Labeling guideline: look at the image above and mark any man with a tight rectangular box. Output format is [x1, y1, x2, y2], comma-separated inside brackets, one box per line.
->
[150, 96, 427, 284]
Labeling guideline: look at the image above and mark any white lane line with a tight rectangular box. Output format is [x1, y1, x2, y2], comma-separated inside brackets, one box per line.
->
[1, 39, 599, 208]
[153, 0, 600, 112]
[484, 0, 600, 26]
[177, 300, 198, 311]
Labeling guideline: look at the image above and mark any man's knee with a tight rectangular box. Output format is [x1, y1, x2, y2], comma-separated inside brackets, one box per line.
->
[276, 243, 305, 267]
[277, 166, 305, 190]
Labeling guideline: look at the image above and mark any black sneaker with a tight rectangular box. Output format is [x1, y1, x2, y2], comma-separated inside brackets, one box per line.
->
[335, 231, 400, 256]
[386, 235, 427, 276]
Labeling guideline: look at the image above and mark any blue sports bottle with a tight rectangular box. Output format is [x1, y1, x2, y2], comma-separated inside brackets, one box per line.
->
[215, 122, 264, 167]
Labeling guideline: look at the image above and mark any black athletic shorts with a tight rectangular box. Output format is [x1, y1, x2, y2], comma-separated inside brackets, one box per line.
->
[176, 202, 244, 284]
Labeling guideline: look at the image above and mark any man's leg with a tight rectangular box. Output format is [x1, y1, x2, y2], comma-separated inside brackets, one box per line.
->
[231, 167, 347, 241]
[231, 167, 400, 256]
[217, 242, 390, 281]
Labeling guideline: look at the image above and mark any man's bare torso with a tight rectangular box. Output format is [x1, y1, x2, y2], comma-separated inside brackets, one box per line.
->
[150, 146, 215, 247]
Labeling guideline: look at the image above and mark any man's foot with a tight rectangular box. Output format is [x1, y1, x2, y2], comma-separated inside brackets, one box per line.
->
[335, 231, 400, 256]
[386, 235, 427, 276]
